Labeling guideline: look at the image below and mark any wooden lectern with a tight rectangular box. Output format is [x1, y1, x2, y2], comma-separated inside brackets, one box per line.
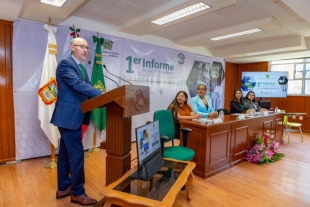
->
[81, 85, 150, 185]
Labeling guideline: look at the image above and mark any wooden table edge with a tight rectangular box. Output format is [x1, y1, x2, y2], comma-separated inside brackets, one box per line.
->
[101, 160, 196, 207]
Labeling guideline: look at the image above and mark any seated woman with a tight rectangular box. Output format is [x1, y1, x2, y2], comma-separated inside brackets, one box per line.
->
[190, 84, 218, 118]
[244, 91, 267, 112]
[230, 89, 252, 114]
[168, 91, 201, 138]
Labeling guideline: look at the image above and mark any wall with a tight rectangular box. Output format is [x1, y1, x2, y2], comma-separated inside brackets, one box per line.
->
[225, 61, 310, 132]
[224, 62, 239, 111]
[0, 19, 15, 164]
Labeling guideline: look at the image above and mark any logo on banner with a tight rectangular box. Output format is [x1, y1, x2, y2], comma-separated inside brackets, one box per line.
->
[103, 39, 113, 50]
[178, 53, 185, 64]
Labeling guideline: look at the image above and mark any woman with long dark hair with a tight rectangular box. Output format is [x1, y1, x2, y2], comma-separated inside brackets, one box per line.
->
[168, 91, 201, 138]
[230, 89, 252, 114]
[244, 91, 267, 112]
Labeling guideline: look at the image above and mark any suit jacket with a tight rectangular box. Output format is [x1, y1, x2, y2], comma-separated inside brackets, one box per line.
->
[244, 99, 261, 112]
[230, 99, 246, 114]
[190, 95, 214, 118]
[51, 56, 102, 130]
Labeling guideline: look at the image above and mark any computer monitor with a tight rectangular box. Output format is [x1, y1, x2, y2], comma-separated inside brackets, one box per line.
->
[135, 120, 161, 172]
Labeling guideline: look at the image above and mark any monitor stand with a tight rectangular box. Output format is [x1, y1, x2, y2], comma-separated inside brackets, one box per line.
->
[130, 165, 149, 181]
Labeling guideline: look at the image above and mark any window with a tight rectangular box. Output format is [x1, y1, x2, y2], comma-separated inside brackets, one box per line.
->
[270, 58, 310, 95]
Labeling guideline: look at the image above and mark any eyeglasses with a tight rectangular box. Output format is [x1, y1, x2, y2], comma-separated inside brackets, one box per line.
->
[74, 45, 90, 52]
[177, 95, 186, 98]
[197, 88, 206, 91]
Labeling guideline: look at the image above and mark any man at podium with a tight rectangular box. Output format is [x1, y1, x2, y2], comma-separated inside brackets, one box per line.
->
[51, 38, 102, 206]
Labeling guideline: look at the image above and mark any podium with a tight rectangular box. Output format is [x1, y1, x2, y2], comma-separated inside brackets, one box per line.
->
[81, 85, 150, 185]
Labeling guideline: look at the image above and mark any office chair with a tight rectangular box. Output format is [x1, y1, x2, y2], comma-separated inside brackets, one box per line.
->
[217, 108, 230, 115]
[282, 110, 304, 143]
[153, 110, 195, 161]
[153, 110, 195, 190]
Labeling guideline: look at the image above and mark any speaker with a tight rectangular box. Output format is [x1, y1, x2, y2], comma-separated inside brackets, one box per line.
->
[259, 100, 271, 109]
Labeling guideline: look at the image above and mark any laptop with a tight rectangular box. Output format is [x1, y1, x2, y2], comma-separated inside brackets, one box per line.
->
[131, 120, 165, 181]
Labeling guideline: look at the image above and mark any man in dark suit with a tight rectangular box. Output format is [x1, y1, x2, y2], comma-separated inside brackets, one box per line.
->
[51, 37, 102, 206]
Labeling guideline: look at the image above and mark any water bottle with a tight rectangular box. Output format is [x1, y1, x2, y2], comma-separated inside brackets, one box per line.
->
[275, 106, 278, 114]
[251, 109, 255, 116]
[219, 110, 224, 119]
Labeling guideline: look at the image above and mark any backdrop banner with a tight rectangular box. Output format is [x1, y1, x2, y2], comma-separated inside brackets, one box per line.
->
[13, 20, 225, 160]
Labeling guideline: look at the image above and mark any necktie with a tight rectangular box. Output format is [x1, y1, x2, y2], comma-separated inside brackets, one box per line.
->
[79, 64, 87, 81]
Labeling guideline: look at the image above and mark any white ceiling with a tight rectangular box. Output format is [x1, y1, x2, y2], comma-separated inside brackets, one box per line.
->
[1, 0, 310, 63]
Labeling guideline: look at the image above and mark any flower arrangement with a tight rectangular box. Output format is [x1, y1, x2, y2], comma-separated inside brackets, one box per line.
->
[246, 130, 284, 165]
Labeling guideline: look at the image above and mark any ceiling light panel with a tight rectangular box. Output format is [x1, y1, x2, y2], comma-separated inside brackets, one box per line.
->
[246, 49, 291, 56]
[152, 2, 211, 25]
[210, 29, 262, 41]
[40, 0, 67, 7]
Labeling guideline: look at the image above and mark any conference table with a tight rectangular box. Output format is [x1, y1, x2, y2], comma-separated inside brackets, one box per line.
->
[180, 113, 284, 179]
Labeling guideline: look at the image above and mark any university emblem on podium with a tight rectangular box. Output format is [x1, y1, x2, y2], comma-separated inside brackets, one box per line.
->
[134, 89, 144, 111]
[38, 78, 58, 105]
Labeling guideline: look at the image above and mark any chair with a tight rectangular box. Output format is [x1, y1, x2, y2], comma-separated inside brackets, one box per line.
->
[153, 110, 195, 190]
[153, 110, 195, 161]
[282, 111, 304, 143]
[217, 108, 230, 115]
[259, 100, 271, 109]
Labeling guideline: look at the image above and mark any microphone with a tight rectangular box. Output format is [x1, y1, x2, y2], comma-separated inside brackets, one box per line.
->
[103, 64, 133, 85]
[88, 61, 119, 87]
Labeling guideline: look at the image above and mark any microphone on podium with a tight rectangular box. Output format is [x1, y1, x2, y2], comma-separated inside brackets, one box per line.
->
[103, 64, 133, 85]
[88, 61, 119, 87]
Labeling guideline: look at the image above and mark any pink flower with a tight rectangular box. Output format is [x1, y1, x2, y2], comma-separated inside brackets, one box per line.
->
[257, 144, 265, 150]
[273, 142, 279, 149]
[246, 130, 284, 165]
[263, 133, 269, 139]
[267, 149, 275, 158]
[264, 137, 268, 146]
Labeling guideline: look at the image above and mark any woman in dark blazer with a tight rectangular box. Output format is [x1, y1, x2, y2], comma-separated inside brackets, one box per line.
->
[230, 89, 252, 114]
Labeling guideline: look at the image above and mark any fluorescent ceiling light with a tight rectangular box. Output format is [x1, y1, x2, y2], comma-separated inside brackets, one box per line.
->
[246, 49, 291, 56]
[210, 29, 262, 41]
[152, 2, 211, 25]
[40, 0, 67, 7]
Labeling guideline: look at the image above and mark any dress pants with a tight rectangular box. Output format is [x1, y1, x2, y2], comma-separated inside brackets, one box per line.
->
[57, 126, 85, 196]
